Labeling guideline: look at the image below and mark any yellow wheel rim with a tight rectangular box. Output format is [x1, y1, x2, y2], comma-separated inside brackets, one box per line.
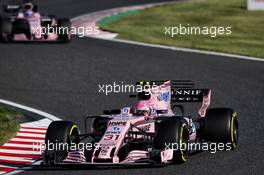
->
[230, 112, 238, 148]
[180, 124, 188, 162]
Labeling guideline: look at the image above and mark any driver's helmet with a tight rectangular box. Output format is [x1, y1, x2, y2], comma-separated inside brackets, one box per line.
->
[135, 100, 151, 116]
[23, 2, 34, 17]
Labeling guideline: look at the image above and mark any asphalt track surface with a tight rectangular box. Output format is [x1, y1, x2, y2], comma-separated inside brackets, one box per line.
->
[0, 0, 263, 174]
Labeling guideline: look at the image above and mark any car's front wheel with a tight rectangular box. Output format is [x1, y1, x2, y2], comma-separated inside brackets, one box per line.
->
[154, 118, 189, 163]
[43, 121, 80, 164]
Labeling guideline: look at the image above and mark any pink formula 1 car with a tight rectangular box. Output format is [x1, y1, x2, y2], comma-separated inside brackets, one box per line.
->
[43, 80, 238, 167]
[0, 0, 71, 42]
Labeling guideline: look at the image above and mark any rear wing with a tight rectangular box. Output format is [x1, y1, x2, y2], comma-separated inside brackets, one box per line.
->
[133, 80, 211, 117]
[134, 80, 210, 102]
[172, 88, 211, 102]
[136, 80, 195, 88]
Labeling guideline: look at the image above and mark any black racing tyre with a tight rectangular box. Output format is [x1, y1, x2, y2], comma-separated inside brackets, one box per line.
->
[154, 118, 189, 163]
[13, 19, 31, 39]
[57, 18, 71, 42]
[200, 108, 238, 150]
[44, 121, 80, 164]
[0, 18, 13, 42]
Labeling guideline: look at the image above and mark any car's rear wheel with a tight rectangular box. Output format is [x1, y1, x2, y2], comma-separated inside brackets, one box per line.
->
[44, 121, 80, 164]
[57, 18, 71, 42]
[0, 18, 13, 42]
[200, 108, 238, 150]
[154, 118, 189, 163]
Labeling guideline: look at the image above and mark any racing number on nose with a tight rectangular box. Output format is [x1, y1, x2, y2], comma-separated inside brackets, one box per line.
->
[104, 134, 120, 140]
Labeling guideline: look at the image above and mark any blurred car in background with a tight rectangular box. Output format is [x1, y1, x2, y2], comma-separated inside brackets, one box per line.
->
[0, 0, 71, 42]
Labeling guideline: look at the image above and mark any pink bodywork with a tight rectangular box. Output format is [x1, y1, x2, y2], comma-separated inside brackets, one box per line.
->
[13, 12, 60, 41]
[199, 89, 211, 117]
[64, 81, 212, 164]
[92, 115, 155, 163]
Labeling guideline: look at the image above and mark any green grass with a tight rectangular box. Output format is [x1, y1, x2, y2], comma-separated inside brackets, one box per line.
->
[98, 0, 264, 58]
[97, 10, 141, 26]
[0, 106, 20, 145]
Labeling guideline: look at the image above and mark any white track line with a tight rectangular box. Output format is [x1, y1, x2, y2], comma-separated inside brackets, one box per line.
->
[3, 143, 42, 149]
[16, 133, 45, 138]
[0, 156, 35, 162]
[19, 129, 46, 133]
[112, 39, 264, 62]
[0, 149, 41, 155]
[0, 99, 61, 121]
[21, 118, 54, 128]
[10, 138, 44, 143]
